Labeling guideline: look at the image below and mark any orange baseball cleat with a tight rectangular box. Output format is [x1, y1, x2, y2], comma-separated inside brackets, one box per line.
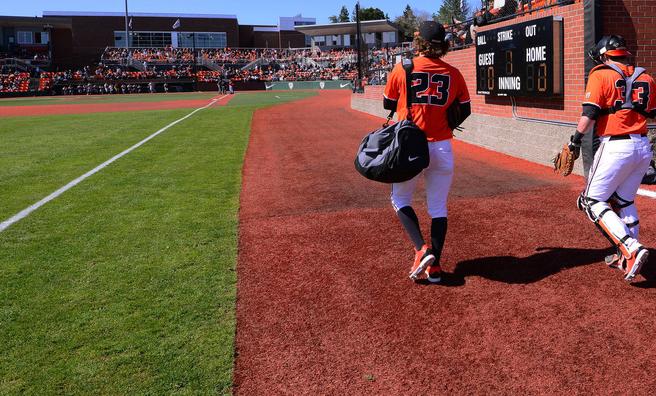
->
[409, 245, 435, 281]
[624, 246, 649, 282]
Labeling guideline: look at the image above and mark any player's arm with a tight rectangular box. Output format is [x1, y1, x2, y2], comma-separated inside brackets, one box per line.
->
[457, 102, 472, 122]
[383, 64, 402, 111]
[572, 73, 604, 144]
[581, 72, 605, 121]
[647, 76, 656, 119]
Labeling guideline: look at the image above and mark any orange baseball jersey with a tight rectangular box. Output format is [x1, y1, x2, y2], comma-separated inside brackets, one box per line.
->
[583, 63, 656, 136]
[384, 56, 470, 142]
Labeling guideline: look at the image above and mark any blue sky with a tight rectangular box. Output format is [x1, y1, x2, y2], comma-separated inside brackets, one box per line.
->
[3, 0, 446, 25]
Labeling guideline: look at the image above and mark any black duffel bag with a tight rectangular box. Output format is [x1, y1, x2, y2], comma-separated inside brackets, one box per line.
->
[354, 119, 429, 183]
[354, 59, 429, 183]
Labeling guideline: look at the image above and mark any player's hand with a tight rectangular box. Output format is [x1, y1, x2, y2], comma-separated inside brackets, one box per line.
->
[568, 140, 581, 161]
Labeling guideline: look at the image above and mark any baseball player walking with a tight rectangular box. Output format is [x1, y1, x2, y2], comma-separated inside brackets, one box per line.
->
[383, 21, 471, 283]
[569, 35, 655, 281]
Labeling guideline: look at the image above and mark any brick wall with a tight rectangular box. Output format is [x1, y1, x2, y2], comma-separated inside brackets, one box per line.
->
[601, 0, 656, 72]
[442, 1, 585, 123]
[351, 0, 655, 169]
[357, 2, 586, 123]
[351, 2, 586, 169]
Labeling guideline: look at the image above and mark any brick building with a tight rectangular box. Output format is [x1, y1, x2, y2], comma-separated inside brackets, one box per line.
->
[0, 12, 315, 69]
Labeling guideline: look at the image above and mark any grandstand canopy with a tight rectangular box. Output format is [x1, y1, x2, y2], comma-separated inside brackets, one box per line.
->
[294, 20, 397, 36]
[0, 15, 71, 29]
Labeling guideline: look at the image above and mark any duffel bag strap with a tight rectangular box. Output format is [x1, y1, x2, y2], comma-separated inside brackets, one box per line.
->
[402, 58, 414, 121]
[383, 110, 394, 127]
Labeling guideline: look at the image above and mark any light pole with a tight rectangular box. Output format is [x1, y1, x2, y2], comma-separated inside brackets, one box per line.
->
[43, 24, 53, 63]
[355, 1, 364, 92]
[124, 0, 129, 49]
[190, 33, 197, 92]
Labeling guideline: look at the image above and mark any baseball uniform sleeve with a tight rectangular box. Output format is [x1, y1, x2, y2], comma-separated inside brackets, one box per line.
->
[582, 72, 605, 119]
[647, 75, 656, 117]
[383, 63, 405, 110]
[455, 70, 471, 104]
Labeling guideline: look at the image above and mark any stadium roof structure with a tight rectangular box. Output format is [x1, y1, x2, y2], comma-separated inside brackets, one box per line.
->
[294, 20, 397, 36]
[0, 15, 72, 28]
[42, 11, 238, 19]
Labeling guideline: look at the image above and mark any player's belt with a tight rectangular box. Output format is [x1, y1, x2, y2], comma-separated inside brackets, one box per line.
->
[608, 134, 648, 140]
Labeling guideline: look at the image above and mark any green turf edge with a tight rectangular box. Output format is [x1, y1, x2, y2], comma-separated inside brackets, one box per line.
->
[0, 91, 314, 394]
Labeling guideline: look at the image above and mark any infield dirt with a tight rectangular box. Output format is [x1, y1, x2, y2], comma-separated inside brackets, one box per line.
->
[234, 90, 656, 394]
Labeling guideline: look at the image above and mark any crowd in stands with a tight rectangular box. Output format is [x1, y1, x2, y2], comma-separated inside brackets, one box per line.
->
[59, 83, 150, 95]
[0, 45, 408, 94]
[200, 48, 262, 63]
[37, 65, 195, 92]
[0, 0, 571, 95]
[102, 46, 362, 66]
[0, 72, 30, 93]
[239, 62, 358, 82]
[103, 47, 195, 64]
[446, 0, 572, 48]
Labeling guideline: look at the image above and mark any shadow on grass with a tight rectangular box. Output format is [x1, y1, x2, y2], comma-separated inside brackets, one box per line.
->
[418, 246, 615, 287]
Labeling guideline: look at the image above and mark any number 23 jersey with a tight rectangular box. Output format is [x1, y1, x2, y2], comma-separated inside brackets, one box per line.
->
[384, 56, 471, 142]
[583, 63, 656, 136]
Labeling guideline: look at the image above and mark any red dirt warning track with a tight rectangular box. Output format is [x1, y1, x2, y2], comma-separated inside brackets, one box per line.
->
[235, 91, 656, 394]
[0, 94, 233, 117]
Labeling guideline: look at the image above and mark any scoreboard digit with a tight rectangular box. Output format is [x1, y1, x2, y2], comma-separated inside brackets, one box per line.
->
[476, 16, 563, 97]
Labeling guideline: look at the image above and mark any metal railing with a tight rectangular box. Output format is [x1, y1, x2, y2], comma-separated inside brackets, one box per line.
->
[0, 58, 36, 72]
[444, 0, 576, 51]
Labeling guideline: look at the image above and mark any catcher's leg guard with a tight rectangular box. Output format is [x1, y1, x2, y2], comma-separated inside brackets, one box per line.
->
[585, 198, 638, 258]
[611, 193, 640, 240]
[576, 192, 587, 212]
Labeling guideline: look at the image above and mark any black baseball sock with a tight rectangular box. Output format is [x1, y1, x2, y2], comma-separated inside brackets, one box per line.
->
[431, 217, 448, 264]
[397, 206, 425, 250]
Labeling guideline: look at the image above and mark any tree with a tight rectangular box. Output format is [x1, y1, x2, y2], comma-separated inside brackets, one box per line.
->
[394, 5, 418, 42]
[352, 6, 386, 22]
[328, 6, 350, 23]
[394, 5, 433, 41]
[434, 0, 470, 25]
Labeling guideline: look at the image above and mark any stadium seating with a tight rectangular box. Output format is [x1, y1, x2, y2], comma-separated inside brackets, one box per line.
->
[0, 72, 30, 93]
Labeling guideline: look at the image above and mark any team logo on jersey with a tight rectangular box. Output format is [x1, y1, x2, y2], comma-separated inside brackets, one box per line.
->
[288, 83, 294, 90]
[586, 92, 591, 99]
[319, 82, 325, 89]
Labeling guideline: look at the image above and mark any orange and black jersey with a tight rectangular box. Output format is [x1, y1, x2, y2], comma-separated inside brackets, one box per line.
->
[384, 56, 471, 142]
[582, 63, 656, 136]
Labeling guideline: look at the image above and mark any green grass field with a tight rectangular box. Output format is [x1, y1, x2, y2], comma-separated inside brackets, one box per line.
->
[0, 92, 220, 107]
[0, 91, 316, 394]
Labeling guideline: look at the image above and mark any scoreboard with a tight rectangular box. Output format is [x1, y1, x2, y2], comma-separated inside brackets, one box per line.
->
[476, 16, 563, 97]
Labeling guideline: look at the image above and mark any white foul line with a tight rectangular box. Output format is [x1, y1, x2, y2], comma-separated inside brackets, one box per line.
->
[0, 95, 227, 234]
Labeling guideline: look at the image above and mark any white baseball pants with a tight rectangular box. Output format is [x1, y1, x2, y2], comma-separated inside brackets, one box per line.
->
[585, 134, 652, 250]
[586, 134, 652, 203]
[391, 139, 454, 218]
